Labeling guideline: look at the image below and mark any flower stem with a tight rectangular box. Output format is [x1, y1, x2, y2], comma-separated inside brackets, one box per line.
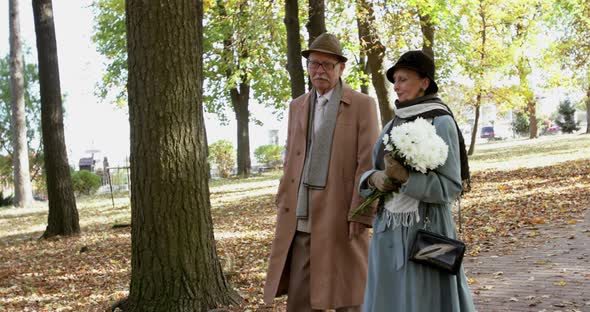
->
[349, 191, 386, 219]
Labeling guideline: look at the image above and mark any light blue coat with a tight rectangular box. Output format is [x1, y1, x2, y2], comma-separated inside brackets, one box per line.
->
[359, 115, 476, 312]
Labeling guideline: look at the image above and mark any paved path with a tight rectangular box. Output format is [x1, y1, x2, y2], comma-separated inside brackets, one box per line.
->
[464, 209, 590, 312]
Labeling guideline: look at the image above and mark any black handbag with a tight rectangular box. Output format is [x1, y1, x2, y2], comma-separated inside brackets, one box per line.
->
[409, 206, 466, 275]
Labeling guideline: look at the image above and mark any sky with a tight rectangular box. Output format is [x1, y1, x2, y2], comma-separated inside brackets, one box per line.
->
[0, 1, 288, 168]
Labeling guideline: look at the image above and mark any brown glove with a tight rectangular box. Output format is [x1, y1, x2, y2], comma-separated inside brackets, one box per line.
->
[369, 171, 398, 192]
[384, 154, 409, 183]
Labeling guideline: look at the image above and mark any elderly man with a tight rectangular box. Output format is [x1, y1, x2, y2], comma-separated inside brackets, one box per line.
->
[263, 33, 380, 312]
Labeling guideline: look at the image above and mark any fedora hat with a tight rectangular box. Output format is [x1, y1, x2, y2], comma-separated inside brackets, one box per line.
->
[301, 33, 348, 62]
[386, 50, 439, 94]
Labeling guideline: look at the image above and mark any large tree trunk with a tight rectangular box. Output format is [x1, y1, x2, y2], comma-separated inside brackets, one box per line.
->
[419, 13, 435, 59]
[124, 0, 238, 310]
[9, 0, 34, 207]
[528, 97, 537, 138]
[32, 0, 79, 238]
[357, 0, 392, 126]
[232, 82, 251, 178]
[468, 97, 481, 156]
[307, 0, 326, 46]
[284, 0, 306, 98]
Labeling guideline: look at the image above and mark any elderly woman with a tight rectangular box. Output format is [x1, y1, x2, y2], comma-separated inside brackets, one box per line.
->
[360, 50, 475, 312]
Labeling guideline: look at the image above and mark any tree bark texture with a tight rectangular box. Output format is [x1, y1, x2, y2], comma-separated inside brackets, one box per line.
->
[419, 13, 435, 59]
[32, 0, 79, 238]
[232, 81, 251, 178]
[284, 0, 306, 99]
[528, 97, 537, 139]
[468, 97, 481, 156]
[357, 0, 392, 126]
[125, 0, 238, 310]
[307, 0, 326, 47]
[10, 0, 34, 207]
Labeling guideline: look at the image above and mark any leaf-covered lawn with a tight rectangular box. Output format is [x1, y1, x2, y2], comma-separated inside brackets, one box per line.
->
[0, 134, 589, 311]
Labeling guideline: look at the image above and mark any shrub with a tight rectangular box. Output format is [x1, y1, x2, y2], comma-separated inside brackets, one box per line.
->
[555, 99, 580, 133]
[71, 170, 102, 195]
[0, 191, 13, 207]
[208, 140, 235, 178]
[512, 110, 530, 136]
[254, 144, 283, 169]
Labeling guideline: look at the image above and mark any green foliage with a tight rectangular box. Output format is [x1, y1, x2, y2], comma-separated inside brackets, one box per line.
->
[254, 144, 282, 168]
[0, 53, 42, 155]
[204, 0, 290, 123]
[90, 0, 127, 104]
[555, 99, 580, 133]
[71, 170, 102, 195]
[208, 140, 235, 178]
[512, 110, 530, 135]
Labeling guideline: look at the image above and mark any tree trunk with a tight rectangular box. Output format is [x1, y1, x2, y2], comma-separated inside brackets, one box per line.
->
[468, 96, 481, 156]
[528, 97, 537, 138]
[32, 0, 79, 238]
[306, 0, 326, 91]
[284, 0, 306, 99]
[125, 0, 238, 310]
[357, 0, 392, 126]
[232, 82, 251, 178]
[419, 13, 435, 59]
[10, 0, 34, 207]
[357, 52, 369, 95]
[586, 87, 590, 134]
[307, 0, 326, 47]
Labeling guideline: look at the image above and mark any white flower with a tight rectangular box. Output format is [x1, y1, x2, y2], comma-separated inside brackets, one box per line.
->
[382, 133, 390, 145]
[386, 117, 448, 173]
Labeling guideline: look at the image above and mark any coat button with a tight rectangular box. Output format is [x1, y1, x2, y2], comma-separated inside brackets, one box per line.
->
[291, 178, 295, 183]
[296, 151, 301, 156]
[284, 207, 290, 212]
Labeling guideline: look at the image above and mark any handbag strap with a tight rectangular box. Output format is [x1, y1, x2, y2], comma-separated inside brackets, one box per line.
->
[458, 197, 463, 234]
[423, 199, 463, 239]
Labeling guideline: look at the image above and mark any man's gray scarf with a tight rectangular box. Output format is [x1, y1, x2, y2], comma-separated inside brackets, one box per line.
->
[296, 80, 343, 219]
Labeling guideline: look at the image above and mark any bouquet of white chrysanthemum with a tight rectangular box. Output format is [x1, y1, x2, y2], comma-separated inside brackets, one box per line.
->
[350, 117, 448, 218]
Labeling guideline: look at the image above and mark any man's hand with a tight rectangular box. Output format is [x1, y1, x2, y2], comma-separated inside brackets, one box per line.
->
[369, 171, 398, 192]
[348, 221, 367, 240]
[384, 154, 409, 183]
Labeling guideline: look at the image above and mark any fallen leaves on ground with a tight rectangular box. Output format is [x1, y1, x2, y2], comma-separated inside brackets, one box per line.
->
[0, 159, 589, 311]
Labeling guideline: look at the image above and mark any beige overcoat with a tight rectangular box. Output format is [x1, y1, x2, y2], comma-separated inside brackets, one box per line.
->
[263, 85, 380, 309]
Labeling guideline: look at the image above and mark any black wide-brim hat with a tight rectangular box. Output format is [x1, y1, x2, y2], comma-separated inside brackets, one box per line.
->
[386, 50, 439, 94]
[301, 33, 348, 62]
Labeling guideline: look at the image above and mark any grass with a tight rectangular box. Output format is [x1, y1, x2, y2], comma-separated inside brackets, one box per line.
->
[0, 133, 589, 311]
[468, 133, 590, 171]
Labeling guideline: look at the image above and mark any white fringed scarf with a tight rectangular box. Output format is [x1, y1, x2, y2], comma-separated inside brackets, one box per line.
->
[381, 97, 450, 229]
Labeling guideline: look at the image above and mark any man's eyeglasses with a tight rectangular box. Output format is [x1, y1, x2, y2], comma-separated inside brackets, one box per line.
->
[307, 60, 340, 71]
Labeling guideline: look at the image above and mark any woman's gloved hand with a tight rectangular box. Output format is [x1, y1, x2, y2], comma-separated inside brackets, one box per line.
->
[369, 171, 398, 192]
[384, 154, 409, 183]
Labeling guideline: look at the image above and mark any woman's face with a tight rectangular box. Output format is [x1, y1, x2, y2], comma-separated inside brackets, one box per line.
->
[392, 68, 430, 102]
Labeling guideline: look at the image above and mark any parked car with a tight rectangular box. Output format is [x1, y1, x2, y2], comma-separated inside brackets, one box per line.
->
[543, 124, 561, 135]
[480, 126, 495, 139]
